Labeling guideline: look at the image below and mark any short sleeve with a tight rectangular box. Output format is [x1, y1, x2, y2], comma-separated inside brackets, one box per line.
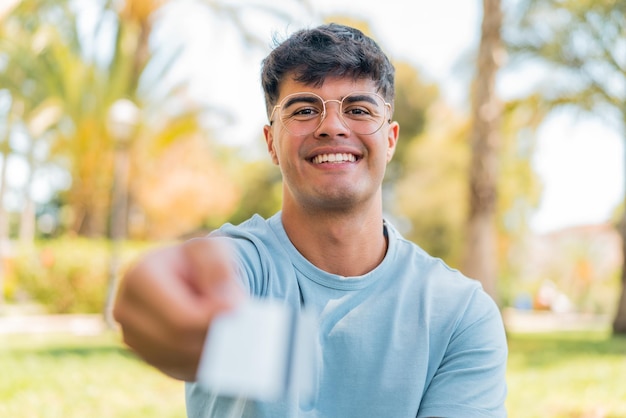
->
[417, 289, 508, 418]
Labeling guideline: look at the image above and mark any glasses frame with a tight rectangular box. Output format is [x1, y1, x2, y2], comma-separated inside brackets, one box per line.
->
[269, 91, 392, 136]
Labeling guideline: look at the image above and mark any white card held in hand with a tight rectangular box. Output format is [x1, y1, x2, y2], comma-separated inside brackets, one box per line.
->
[196, 298, 318, 402]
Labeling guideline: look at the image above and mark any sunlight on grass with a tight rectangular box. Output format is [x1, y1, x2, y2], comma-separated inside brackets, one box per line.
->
[506, 330, 626, 418]
[2, 329, 626, 417]
[0, 332, 186, 418]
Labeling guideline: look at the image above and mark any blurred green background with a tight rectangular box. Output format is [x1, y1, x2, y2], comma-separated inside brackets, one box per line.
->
[0, 330, 624, 418]
[1, 0, 625, 417]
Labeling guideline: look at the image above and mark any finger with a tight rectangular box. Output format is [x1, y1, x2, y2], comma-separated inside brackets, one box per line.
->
[181, 237, 245, 309]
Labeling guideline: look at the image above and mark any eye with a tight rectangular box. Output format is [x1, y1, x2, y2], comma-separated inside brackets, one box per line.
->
[344, 105, 371, 116]
[289, 106, 321, 119]
[343, 103, 376, 119]
[282, 96, 324, 121]
[342, 93, 385, 121]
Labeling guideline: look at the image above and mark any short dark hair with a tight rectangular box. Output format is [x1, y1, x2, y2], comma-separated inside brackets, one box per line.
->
[260, 23, 395, 117]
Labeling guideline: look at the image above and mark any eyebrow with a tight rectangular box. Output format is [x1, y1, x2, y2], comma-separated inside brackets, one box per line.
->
[283, 95, 321, 108]
[343, 94, 379, 106]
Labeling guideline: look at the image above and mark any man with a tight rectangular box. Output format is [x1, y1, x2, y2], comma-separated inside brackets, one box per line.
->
[113, 23, 508, 417]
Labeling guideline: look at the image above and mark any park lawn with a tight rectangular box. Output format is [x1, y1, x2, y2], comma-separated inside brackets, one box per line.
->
[0, 332, 186, 418]
[506, 330, 626, 418]
[1, 329, 625, 417]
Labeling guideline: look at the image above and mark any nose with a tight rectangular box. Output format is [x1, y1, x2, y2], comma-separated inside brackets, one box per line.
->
[314, 100, 350, 137]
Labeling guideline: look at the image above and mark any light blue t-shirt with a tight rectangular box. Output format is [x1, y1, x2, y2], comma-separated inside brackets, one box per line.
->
[186, 213, 508, 417]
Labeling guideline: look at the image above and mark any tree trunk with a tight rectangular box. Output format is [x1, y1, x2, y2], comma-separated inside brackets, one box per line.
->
[0, 148, 8, 243]
[104, 145, 130, 328]
[612, 171, 626, 334]
[70, 131, 113, 238]
[18, 194, 35, 244]
[462, 0, 503, 304]
[18, 145, 37, 245]
[0, 137, 9, 308]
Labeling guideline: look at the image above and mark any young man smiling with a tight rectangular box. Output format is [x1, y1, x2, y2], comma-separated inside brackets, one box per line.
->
[114, 23, 508, 417]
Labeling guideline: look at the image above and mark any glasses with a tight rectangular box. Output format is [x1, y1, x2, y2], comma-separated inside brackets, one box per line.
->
[269, 91, 392, 136]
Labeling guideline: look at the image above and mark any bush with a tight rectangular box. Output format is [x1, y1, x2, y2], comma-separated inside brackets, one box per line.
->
[9, 238, 155, 314]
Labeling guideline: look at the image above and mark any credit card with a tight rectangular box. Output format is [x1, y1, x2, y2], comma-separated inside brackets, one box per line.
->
[196, 298, 317, 402]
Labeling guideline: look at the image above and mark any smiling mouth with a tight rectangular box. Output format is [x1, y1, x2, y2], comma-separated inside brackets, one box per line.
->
[311, 153, 358, 164]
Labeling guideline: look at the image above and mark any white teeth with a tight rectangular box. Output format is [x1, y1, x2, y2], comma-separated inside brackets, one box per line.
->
[312, 153, 357, 164]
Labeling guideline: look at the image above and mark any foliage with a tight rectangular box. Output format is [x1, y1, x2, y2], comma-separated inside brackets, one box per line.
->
[392, 62, 440, 144]
[9, 239, 107, 313]
[385, 61, 440, 182]
[393, 104, 470, 267]
[130, 134, 241, 239]
[228, 159, 283, 226]
[0, 0, 316, 241]
[503, 0, 626, 222]
[496, 98, 545, 303]
[0, 0, 78, 241]
[6, 237, 156, 313]
[504, 0, 626, 118]
[0, 0, 133, 236]
[503, 0, 626, 332]
[393, 98, 542, 278]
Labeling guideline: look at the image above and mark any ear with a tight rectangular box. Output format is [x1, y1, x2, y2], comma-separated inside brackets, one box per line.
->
[264, 124, 279, 165]
[386, 121, 399, 162]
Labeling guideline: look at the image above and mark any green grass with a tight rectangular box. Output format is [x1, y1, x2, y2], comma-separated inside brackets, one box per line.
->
[506, 330, 626, 418]
[0, 332, 186, 418]
[1, 329, 625, 417]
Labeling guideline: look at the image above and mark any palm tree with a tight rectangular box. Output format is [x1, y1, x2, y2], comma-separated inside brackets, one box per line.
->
[0, 1, 71, 244]
[1, 0, 313, 320]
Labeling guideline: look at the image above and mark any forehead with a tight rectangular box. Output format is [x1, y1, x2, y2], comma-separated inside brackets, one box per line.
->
[277, 76, 378, 101]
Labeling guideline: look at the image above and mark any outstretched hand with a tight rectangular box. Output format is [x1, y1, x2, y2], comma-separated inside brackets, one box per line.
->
[113, 238, 244, 381]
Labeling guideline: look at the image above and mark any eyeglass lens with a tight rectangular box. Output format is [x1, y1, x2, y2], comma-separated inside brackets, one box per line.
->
[276, 92, 388, 135]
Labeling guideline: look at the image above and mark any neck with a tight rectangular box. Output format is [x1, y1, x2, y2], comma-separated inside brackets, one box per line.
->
[281, 201, 388, 277]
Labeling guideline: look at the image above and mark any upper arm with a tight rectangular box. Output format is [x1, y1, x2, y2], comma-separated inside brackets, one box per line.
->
[418, 290, 508, 418]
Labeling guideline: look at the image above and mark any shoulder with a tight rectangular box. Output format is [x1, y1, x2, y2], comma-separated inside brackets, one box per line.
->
[386, 220, 481, 293]
[208, 213, 293, 296]
[209, 213, 287, 255]
[385, 219, 500, 327]
[212, 213, 274, 239]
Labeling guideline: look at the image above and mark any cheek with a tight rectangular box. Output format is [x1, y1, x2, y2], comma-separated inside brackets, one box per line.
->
[271, 135, 297, 167]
